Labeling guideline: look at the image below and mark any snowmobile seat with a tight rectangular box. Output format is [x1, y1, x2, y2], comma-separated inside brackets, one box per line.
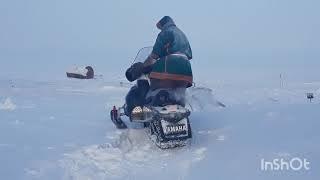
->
[146, 90, 185, 107]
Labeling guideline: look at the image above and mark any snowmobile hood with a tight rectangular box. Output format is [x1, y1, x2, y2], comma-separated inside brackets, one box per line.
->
[156, 16, 176, 30]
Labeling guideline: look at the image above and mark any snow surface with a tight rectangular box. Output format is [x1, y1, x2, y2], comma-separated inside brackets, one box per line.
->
[0, 98, 17, 111]
[0, 78, 319, 180]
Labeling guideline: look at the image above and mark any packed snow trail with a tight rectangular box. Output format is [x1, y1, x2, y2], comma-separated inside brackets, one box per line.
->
[60, 129, 210, 180]
[60, 85, 225, 180]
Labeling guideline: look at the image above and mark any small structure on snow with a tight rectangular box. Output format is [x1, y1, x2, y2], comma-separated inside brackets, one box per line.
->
[66, 66, 94, 79]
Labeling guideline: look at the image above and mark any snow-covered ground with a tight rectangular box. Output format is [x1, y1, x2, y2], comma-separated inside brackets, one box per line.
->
[0, 78, 319, 180]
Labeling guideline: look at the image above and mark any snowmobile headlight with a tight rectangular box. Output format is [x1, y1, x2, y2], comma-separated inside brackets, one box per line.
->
[132, 106, 143, 113]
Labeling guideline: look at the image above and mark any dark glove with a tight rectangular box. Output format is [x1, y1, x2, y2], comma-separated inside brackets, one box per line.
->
[125, 62, 144, 82]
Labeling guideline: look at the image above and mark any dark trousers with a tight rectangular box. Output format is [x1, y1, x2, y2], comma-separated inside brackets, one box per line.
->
[125, 80, 150, 116]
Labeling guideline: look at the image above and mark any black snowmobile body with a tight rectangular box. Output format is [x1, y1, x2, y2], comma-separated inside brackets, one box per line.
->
[110, 78, 192, 149]
[110, 47, 192, 149]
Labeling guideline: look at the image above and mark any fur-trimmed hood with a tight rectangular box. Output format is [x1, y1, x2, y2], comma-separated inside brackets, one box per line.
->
[156, 16, 176, 30]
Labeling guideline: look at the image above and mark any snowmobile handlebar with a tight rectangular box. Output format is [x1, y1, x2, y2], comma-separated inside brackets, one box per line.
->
[125, 62, 152, 82]
[126, 46, 153, 82]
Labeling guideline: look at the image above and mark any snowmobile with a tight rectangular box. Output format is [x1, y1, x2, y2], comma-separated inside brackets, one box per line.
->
[110, 47, 192, 149]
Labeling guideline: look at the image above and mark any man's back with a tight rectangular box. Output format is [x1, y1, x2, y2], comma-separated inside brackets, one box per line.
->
[149, 16, 193, 89]
[152, 16, 192, 60]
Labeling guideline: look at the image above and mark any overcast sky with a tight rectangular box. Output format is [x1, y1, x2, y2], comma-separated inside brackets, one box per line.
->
[0, 0, 319, 82]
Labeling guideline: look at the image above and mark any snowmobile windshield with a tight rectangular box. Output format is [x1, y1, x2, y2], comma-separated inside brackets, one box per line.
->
[131, 46, 153, 64]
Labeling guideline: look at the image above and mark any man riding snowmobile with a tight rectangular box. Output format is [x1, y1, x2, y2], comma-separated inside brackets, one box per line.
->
[125, 16, 193, 117]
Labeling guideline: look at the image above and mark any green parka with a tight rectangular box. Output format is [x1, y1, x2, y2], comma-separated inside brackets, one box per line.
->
[150, 16, 193, 88]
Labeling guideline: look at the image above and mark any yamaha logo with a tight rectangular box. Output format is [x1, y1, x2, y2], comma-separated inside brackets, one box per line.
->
[166, 124, 187, 134]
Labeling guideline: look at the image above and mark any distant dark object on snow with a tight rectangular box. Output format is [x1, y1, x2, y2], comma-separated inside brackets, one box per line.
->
[306, 93, 314, 102]
[66, 66, 94, 79]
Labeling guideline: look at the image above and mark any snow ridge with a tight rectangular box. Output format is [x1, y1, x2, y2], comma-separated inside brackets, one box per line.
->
[0, 97, 16, 111]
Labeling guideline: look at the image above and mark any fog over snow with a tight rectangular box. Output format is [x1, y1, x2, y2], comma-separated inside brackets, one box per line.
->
[0, 0, 319, 180]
